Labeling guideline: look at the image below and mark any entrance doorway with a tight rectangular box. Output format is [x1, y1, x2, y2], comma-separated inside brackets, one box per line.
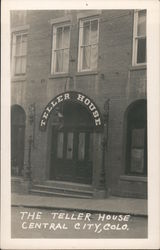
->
[50, 102, 94, 184]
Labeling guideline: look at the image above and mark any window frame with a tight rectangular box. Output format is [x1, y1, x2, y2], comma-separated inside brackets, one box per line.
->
[78, 16, 99, 72]
[126, 124, 147, 176]
[11, 30, 28, 76]
[132, 9, 147, 66]
[51, 22, 71, 75]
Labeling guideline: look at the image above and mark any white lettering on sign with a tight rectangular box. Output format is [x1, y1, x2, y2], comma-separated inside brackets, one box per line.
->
[76, 94, 101, 126]
[77, 94, 85, 102]
[40, 92, 102, 130]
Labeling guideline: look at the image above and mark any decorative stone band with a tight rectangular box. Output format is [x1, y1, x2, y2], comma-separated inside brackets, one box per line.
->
[39, 91, 103, 131]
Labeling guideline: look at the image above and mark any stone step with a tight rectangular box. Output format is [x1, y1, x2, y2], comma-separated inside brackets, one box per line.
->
[44, 180, 93, 191]
[32, 184, 93, 195]
[30, 189, 92, 199]
[30, 181, 93, 198]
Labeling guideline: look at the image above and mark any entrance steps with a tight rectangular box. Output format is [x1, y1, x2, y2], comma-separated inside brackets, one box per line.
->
[30, 180, 93, 199]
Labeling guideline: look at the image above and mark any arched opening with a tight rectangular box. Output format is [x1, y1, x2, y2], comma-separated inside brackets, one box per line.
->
[49, 101, 94, 184]
[125, 100, 147, 176]
[11, 105, 26, 176]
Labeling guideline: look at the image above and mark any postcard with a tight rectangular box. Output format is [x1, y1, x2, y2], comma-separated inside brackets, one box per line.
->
[1, 0, 160, 249]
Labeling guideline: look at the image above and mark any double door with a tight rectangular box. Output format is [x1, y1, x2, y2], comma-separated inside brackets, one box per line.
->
[50, 127, 93, 184]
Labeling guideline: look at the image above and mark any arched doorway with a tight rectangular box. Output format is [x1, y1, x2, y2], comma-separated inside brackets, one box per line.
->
[125, 100, 147, 176]
[11, 105, 26, 176]
[49, 101, 95, 184]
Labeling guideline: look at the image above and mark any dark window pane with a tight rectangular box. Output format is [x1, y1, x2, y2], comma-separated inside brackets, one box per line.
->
[66, 132, 74, 159]
[131, 129, 145, 148]
[137, 38, 146, 63]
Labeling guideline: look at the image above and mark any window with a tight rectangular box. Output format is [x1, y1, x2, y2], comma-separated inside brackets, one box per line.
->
[11, 105, 26, 176]
[51, 24, 70, 74]
[132, 10, 146, 65]
[12, 32, 28, 75]
[78, 17, 99, 72]
[126, 100, 147, 176]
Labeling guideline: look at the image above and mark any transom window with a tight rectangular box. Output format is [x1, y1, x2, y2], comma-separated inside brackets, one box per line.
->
[78, 17, 99, 72]
[132, 10, 146, 65]
[51, 24, 70, 74]
[12, 32, 28, 75]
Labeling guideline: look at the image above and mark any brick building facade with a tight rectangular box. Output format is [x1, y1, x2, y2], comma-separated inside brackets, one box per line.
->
[11, 10, 147, 199]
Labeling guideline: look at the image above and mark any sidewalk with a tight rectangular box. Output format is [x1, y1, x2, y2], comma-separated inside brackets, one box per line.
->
[12, 193, 147, 216]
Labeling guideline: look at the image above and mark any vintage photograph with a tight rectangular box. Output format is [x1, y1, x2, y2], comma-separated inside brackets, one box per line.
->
[10, 9, 148, 239]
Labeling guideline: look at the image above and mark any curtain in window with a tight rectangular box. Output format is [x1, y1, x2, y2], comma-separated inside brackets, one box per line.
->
[82, 21, 90, 69]
[21, 34, 27, 55]
[21, 57, 27, 74]
[83, 21, 90, 45]
[82, 46, 90, 69]
[81, 19, 98, 70]
[55, 50, 63, 72]
[56, 27, 63, 48]
[16, 35, 21, 55]
[55, 26, 70, 72]
[15, 34, 27, 74]
[91, 20, 98, 69]
[15, 58, 21, 74]
[63, 26, 70, 72]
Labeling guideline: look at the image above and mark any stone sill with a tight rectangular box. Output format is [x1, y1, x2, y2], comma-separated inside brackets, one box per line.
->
[129, 64, 147, 71]
[49, 74, 70, 79]
[120, 175, 147, 182]
[76, 71, 98, 77]
[11, 76, 26, 82]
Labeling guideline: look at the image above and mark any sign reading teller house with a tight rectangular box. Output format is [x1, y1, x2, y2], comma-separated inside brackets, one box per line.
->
[39, 91, 103, 131]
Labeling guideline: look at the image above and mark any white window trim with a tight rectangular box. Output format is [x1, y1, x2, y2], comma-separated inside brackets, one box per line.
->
[11, 30, 28, 77]
[51, 22, 71, 75]
[132, 9, 146, 66]
[78, 16, 99, 72]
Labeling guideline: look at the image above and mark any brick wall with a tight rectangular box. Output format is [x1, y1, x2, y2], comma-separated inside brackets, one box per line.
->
[11, 10, 147, 198]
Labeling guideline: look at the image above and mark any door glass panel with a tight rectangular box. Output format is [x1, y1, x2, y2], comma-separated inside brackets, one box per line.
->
[89, 133, 93, 161]
[57, 132, 64, 158]
[78, 132, 85, 160]
[66, 132, 73, 159]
